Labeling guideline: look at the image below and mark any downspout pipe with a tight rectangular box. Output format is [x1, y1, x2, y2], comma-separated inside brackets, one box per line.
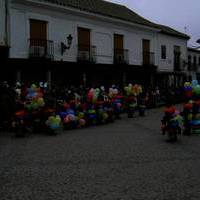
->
[5, 0, 9, 46]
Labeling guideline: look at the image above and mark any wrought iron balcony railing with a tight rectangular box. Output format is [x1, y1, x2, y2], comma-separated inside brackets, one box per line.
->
[173, 59, 189, 72]
[174, 64, 181, 71]
[113, 49, 129, 64]
[188, 62, 198, 71]
[29, 39, 54, 60]
[77, 45, 96, 63]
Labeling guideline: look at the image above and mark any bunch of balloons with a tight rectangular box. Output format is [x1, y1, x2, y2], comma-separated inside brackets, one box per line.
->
[87, 109, 97, 120]
[61, 108, 77, 128]
[184, 80, 200, 98]
[76, 112, 85, 127]
[183, 80, 200, 134]
[63, 114, 77, 124]
[25, 84, 45, 110]
[46, 115, 61, 130]
[112, 98, 122, 110]
[108, 87, 119, 98]
[124, 84, 142, 96]
[164, 106, 183, 128]
[87, 88, 101, 103]
[96, 107, 109, 123]
[172, 110, 183, 126]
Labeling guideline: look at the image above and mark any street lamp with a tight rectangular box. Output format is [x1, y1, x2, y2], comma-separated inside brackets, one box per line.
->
[61, 34, 73, 55]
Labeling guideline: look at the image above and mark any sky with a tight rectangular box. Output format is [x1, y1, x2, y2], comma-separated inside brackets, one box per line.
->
[106, 0, 200, 47]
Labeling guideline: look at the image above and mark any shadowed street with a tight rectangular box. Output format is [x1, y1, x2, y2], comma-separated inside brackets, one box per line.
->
[1, 106, 200, 200]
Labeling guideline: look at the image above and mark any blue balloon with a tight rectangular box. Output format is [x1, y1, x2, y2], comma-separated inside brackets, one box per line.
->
[114, 99, 121, 103]
[190, 120, 200, 126]
[184, 86, 192, 91]
[50, 124, 59, 130]
[169, 121, 179, 128]
[66, 109, 75, 115]
[89, 114, 96, 119]
[192, 80, 198, 87]
[27, 92, 37, 98]
[59, 111, 68, 119]
[27, 88, 34, 93]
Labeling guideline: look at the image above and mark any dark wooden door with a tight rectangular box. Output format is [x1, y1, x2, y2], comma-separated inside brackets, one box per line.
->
[114, 34, 124, 62]
[143, 39, 150, 65]
[30, 19, 47, 49]
[78, 27, 90, 51]
[30, 19, 47, 56]
[30, 19, 47, 40]
[174, 46, 181, 70]
[114, 34, 123, 50]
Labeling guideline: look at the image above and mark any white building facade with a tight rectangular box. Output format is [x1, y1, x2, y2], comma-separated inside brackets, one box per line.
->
[156, 33, 188, 87]
[187, 48, 200, 81]
[0, 0, 6, 46]
[0, 0, 10, 60]
[1, 0, 190, 87]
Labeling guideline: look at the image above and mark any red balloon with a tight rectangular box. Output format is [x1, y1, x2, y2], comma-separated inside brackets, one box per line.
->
[164, 106, 176, 114]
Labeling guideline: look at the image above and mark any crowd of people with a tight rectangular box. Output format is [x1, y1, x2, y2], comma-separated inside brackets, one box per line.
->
[0, 80, 182, 136]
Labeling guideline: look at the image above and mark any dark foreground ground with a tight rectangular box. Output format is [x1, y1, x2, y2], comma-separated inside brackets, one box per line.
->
[1, 106, 200, 200]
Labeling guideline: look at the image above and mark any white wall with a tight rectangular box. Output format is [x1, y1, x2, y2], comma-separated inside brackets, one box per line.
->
[157, 33, 188, 72]
[9, 2, 158, 66]
[9, 1, 188, 70]
[0, 0, 6, 45]
[188, 50, 200, 76]
[10, 8, 27, 58]
[188, 50, 200, 66]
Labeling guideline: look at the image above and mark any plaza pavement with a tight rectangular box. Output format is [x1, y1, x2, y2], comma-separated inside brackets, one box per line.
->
[1, 106, 200, 200]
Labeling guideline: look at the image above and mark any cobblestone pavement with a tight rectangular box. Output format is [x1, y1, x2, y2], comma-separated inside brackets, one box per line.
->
[1, 106, 200, 200]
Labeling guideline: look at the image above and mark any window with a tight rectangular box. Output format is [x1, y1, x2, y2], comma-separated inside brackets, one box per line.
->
[114, 34, 125, 64]
[188, 55, 191, 70]
[114, 34, 124, 50]
[143, 39, 151, 65]
[161, 45, 166, 59]
[30, 19, 47, 40]
[188, 55, 191, 62]
[29, 19, 53, 59]
[78, 27, 91, 49]
[188, 55, 191, 64]
[174, 45, 180, 52]
[194, 56, 197, 66]
[174, 46, 181, 69]
[77, 27, 94, 62]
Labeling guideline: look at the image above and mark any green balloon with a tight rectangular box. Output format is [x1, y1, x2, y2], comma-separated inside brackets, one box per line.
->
[193, 85, 200, 95]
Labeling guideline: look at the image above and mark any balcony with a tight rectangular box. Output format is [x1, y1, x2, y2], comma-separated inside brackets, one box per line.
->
[193, 62, 198, 71]
[77, 45, 96, 63]
[29, 39, 54, 60]
[174, 59, 189, 72]
[114, 49, 129, 64]
[174, 63, 181, 71]
[143, 52, 155, 65]
[0, 45, 9, 60]
[188, 60, 192, 71]
[188, 62, 198, 71]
